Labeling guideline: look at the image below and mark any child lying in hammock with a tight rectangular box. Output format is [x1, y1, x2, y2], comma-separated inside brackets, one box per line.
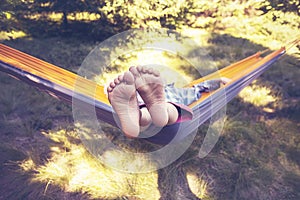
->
[107, 66, 230, 138]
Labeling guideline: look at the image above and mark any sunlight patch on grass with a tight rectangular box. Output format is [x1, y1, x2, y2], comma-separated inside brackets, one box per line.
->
[0, 30, 27, 40]
[47, 12, 63, 21]
[180, 27, 211, 47]
[225, 15, 298, 52]
[124, 50, 193, 86]
[81, 28, 220, 89]
[19, 158, 36, 172]
[214, 0, 299, 54]
[18, 129, 160, 199]
[94, 48, 196, 88]
[239, 83, 277, 107]
[68, 12, 101, 21]
[186, 172, 211, 199]
[4, 11, 12, 19]
[24, 12, 100, 22]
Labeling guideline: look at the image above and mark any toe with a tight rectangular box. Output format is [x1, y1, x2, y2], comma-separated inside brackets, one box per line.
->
[152, 69, 160, 76]
[136, 65, 143, 73]
[110, 82, 116, 88]
[146, 67, 153, 74]
[123, 71, 134, 84]
[141, 66, 147, 73]
[114, 78, 120, 85]
[129, 66, 140, 76]
[107, 86, 113, 92]
[118, 74, 124, 82]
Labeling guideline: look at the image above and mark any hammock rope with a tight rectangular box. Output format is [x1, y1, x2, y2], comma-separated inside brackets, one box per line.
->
[0, 39, 298, 144]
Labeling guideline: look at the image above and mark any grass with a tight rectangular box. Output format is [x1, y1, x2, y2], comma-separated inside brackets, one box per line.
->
[19, 129, 161, 199]
[186, 172, 212, 199]
[0, 30, 27, 40]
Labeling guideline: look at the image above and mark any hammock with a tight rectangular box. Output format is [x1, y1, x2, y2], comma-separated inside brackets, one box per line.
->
[0, 41, 297, 144]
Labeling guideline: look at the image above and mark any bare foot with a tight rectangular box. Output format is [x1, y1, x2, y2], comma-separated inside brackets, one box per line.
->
[107, 71, 140, 137]
[129, 66, 168, 127]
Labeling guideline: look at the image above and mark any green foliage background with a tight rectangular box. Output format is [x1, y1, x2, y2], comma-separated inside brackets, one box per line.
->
[1, 0, 298, 38]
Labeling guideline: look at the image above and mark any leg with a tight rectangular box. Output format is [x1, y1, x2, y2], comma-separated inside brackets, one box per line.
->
[129, 66, 169, 127]
[107, 71, 140, 137]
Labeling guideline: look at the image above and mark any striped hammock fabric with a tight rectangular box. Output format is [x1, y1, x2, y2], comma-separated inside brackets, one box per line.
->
[0, 41, 296, 144]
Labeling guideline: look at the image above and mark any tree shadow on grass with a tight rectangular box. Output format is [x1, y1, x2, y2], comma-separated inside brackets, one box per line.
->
[0, 138, 94, 200]
[18, 17, 118, 41]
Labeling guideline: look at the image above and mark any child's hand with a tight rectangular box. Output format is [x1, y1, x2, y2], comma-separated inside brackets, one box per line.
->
[220, 77, 231, 85]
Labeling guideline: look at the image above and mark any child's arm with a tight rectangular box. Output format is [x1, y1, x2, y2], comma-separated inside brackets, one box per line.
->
[194, 77, 231, 92]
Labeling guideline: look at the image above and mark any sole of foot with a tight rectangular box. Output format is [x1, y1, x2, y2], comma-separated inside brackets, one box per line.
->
[107, 71, 140, 137]
[129, 66, 168, 127]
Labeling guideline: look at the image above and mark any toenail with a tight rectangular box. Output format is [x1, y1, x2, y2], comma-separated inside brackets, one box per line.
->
[114, 78, 120, 84]
[118, 75, 123, 81]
